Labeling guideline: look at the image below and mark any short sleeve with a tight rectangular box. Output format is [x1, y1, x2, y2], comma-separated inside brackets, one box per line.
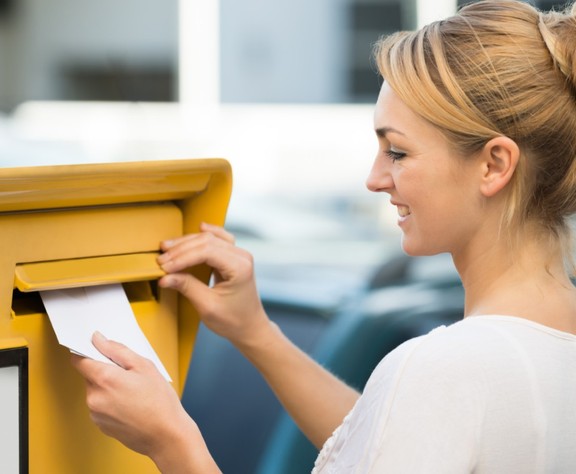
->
[368, 333, 486, 473]
[313, 328, 487, 473]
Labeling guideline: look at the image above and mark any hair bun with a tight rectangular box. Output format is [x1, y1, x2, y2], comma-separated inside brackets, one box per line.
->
[537, 5, 576, 86]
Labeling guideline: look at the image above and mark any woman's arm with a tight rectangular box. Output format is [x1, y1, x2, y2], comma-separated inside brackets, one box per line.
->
[158, 223, 360, 448]
[230, 316, 359, 449]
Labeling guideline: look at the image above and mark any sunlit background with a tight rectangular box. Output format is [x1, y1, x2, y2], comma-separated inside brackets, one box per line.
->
[0, 0, 567, 472]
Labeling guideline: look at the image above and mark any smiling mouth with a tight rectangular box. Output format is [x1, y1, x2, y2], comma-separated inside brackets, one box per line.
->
[397, 205, 411, 217]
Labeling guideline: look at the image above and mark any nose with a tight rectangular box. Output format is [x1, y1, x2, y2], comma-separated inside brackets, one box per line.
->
[365, 155, 393, 193]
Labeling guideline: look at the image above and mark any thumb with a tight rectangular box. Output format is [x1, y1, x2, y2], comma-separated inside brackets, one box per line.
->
[159, 273, 210, 307]
[91, 331, 140, 371]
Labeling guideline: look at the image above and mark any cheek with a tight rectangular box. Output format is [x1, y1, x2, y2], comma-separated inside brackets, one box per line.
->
[406, 177, 464, 232]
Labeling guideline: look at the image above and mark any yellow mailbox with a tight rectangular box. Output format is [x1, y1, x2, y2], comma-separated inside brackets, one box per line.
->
[0, 158, 232, 473]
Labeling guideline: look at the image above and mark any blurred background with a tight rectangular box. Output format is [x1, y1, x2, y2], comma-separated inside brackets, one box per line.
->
[0, 0, 567, 472]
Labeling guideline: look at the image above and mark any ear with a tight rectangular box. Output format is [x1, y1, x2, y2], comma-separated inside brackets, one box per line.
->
[479, 136, 520, 197]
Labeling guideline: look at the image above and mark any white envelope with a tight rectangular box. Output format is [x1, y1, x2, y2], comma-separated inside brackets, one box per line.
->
[41, 283, 171, 381]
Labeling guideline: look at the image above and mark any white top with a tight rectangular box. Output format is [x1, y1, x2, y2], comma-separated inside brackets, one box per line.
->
[312, 316, 576, 473]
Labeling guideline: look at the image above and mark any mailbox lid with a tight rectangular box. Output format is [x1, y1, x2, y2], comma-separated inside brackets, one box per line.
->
[0, 158, 231, 213]
[14, 252, 165, 292]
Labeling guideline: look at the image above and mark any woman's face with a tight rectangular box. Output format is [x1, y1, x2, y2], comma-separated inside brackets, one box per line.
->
[366, 82, 484, 257]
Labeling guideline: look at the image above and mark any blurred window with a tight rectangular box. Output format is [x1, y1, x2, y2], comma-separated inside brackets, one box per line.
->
[220, 0, 413, 105]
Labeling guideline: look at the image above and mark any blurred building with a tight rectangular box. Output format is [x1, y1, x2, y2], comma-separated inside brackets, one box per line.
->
[0, 0, 417, 113]
[0, 0, 570, 113]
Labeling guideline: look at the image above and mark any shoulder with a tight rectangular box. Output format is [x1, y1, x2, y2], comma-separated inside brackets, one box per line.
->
[380, 318, 506, 375]
[366, 317, 534, 405]
[346, 321, 495, 472]
[400, 314, 574, 367]
[337, 316, 573, 472]
[389, 315, 538, 370]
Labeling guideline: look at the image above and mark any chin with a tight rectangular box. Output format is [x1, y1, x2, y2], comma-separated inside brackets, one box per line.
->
[401, 238, 441, 257]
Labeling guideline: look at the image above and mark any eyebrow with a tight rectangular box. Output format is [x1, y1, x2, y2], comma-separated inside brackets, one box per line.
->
[375, 126, 406, 138]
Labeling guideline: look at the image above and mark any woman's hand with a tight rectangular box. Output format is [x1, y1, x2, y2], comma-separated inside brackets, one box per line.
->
[71, 332, 219, 473]
[157, 223, 273, 348]
[156, 223, 359, 450]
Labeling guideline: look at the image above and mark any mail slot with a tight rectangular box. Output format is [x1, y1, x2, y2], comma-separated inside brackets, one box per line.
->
[0, 159, 232, 474]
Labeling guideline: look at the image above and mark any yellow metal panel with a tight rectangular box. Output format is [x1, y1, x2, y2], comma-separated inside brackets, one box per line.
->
[0, 159, 232, 474]
[14, 252, 165, 292]
[0, 337, 28, 351]
[0, 158, 217, 212]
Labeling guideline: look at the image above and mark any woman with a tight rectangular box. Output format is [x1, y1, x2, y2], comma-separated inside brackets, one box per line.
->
[72, 1, 576, 472]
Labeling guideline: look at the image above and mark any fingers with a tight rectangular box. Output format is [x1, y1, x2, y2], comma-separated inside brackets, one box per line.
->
[160, 223, 234, 253]
[155, 225, 264, 340]
[71, 332, 153, 383]
[93, 332, 146, 371]
[70, 353, 95, 380]
[158, 272, 212, 310]
[199, 222, 236, 243]
[158, 226, 253, 281]
[70, 335, 186, 459]
[71, 352, 110, 386]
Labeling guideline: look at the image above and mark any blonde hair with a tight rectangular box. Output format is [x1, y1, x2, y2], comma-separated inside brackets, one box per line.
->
[374, 0, 576, 263]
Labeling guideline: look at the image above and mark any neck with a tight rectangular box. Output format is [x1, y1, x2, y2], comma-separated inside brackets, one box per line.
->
[454, 230, 576, 334]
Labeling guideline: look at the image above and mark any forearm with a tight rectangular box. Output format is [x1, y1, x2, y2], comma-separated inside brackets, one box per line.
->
[234, 316, 360, 449]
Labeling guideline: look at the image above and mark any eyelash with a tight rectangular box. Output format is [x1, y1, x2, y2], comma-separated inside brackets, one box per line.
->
[385, 149, 407, 162]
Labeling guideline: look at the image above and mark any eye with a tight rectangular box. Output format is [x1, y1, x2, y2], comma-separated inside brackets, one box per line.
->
[385, 149, 407, 162]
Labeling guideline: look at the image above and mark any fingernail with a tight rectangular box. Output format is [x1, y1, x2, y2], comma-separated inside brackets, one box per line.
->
[93, 331, 107, 342]
[162, 239, 175, 248]
[159, 276, 173, 288]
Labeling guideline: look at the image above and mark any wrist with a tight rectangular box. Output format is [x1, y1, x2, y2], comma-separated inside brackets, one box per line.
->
[151, 416, 220, 474]
[233, 317, 287, 361]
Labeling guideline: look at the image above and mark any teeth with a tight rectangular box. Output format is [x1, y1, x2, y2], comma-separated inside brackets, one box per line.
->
[398, 205, 411, 217]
